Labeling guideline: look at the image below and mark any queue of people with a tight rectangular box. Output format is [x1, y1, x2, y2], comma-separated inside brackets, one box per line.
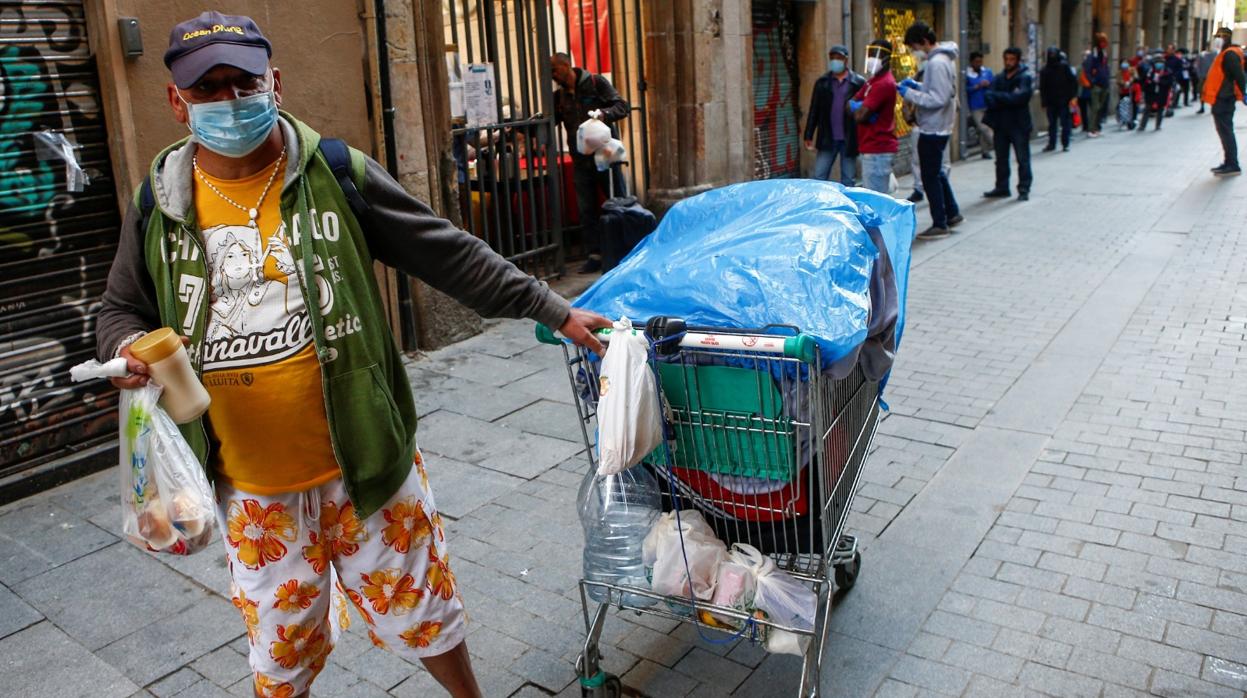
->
[803, 24, 1247, 241]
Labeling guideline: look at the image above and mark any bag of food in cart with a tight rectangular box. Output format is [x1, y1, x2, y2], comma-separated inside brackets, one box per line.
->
[577, 110, 613, 155]
[706, 549, 758, 629]
[643, 510, 727, 611]
[730, 543, 816, 655]
[596, 318, 663, 475]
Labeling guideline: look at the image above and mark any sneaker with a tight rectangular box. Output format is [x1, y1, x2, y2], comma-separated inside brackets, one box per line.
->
[1062, 145, 1070, 152]
[1018, 192, 1030, 202]
[981, 152, 992, 160]
[1211, 163, 1227, 171]
[982, 188, 1011, 198]
[1088, 132, 1101, 138]
[948, 214, 965, 227]
[578, 256, 602, 273]
[1042, 145, 1056, 152]
[917, 226, 951, 240]
[907, 190, 925, 203]
[1212, 165, 1242, 177]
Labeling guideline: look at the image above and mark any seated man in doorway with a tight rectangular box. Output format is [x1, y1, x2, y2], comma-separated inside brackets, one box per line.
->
[551, 52, 631, 273]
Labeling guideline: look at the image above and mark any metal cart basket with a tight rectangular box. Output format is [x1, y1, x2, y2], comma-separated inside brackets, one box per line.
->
[538, 318, 880, 697]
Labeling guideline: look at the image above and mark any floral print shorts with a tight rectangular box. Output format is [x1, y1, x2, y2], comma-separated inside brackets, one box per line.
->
[215, 452, 466, 697]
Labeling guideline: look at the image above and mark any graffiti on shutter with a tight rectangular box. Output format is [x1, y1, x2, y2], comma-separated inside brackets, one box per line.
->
[1, 1, 123, 481]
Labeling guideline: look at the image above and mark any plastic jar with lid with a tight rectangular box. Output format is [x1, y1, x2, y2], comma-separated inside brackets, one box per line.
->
[128, 328, 211, 424]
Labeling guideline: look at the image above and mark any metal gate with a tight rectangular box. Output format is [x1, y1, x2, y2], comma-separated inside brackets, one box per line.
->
[0, 1, 121, 485]
[444, 0, 647, 277]
[752, 0, 800, 179]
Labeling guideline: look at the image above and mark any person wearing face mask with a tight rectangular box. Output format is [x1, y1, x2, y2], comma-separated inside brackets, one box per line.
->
[849, 39, 900, 193]
[1205, 28, 1247, 176]
[1197, 42, 1217, 114]
[1041, 47, 1079, 150]
[1139, 54, 1175, 131]
[899, 21, 963, 239]
[965, 52, 995, 159]
[1082, 33, 1111, 137]
[803, 45, 865, 185]
[1164, 45, 1185, 113]
[96, 13, 610, 698]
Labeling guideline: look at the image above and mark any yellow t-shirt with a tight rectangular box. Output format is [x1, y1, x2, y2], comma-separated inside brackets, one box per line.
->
[194, 161, 339, 493]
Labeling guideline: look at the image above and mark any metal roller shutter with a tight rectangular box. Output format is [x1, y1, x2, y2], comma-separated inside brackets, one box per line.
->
[752, 0, 799, 179]
[1, 1, 122, 486]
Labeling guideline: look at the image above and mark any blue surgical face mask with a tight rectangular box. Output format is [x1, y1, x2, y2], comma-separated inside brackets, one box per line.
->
[1154, 62, 1164, 71]
[179, 88, 279, 158]
[828, 59, 846, 74]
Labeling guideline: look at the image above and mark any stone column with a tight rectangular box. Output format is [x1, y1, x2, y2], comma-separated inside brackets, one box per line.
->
[1143, 0, 1163, 48]
[643, 0, 750, 212]
[1162, 0, 1176, 47]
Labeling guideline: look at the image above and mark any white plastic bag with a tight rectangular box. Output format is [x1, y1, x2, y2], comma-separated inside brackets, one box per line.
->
[707, 553, 758, 629]
[888, 172, 900, 195]
[596, 318, 662, 475]
[118, 383, 216, 555]
[730, 543, 816, 655]
[594, 138, 628, 172]
[577, 115, 613, 155]
[642, 510, 728, 603]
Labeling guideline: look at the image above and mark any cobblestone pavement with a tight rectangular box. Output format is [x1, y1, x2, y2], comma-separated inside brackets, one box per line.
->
[2, 108, 1245, 697]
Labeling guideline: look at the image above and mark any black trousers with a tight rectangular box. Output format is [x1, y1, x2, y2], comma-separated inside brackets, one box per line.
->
[1045, 106, 1072, 148]
[994, 126, 1033, 194]
[572, 159, 624, 255]
[1213, 98, 1238, 167]
[917, 134, 959, 228]
[1139, 104, 1166, 130]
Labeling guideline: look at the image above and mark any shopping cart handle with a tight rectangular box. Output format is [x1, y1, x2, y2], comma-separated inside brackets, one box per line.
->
[534, 323, 621, 346]
[535, 323, 561, 345]
[536, 321, 820, 364]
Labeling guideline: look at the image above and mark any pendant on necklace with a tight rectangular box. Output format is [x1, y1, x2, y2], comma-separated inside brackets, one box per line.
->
[248, 208, 258, 228]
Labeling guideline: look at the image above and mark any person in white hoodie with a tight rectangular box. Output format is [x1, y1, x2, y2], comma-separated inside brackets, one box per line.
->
[899, 22, 963, 240]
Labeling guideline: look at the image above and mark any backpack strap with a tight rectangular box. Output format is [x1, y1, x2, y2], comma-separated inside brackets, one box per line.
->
[317, 137, 374, 224]
[138, 175, 156, 234]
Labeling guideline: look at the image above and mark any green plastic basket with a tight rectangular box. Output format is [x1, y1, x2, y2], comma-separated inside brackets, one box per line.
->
[648, 363, 796, 481]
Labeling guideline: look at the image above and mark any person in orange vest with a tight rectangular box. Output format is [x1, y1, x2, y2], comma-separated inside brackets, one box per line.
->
[1204, 27, 1247, 176]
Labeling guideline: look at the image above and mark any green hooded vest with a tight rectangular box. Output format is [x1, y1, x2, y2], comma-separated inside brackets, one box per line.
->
[140, 115, 415, 518]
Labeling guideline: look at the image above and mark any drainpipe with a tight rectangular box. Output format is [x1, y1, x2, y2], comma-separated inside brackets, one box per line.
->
[373, 0, 417, 350]
[842, 0, 852, 58]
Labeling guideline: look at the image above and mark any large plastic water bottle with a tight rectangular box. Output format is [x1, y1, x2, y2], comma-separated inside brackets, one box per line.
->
[578, 465, 661, 608]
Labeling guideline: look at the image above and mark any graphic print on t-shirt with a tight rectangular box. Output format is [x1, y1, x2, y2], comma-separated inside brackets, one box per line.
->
[201, 222, 311, 370]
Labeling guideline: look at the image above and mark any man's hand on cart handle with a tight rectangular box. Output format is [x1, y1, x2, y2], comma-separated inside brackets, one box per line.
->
[559, 309, 611, 356]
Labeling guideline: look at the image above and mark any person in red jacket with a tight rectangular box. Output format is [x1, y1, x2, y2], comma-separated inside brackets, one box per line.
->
[848, 39, 899, 193]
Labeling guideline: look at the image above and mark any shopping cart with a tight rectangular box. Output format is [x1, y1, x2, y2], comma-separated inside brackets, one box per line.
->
[538, 317, 881, 697]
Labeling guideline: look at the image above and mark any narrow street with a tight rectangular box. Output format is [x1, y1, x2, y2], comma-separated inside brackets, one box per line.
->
[1, 108, 1244, 697]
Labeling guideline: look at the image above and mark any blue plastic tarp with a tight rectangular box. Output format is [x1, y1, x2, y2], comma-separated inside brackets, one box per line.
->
[573, 180, 916, 375]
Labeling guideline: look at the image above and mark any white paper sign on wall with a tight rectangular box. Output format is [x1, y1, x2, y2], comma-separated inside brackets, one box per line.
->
[464, 63, 499, 128]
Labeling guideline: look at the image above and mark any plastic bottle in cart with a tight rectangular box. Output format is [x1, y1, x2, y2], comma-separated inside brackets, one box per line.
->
[577, 465, 661, 608]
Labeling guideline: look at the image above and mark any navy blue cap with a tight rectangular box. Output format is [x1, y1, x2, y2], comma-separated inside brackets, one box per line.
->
[164, 11, 272, 88]
[829, 45, 850, 58]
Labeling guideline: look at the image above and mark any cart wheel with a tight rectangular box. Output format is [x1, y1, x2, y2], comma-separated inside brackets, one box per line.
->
[834, 551, 862, 591]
